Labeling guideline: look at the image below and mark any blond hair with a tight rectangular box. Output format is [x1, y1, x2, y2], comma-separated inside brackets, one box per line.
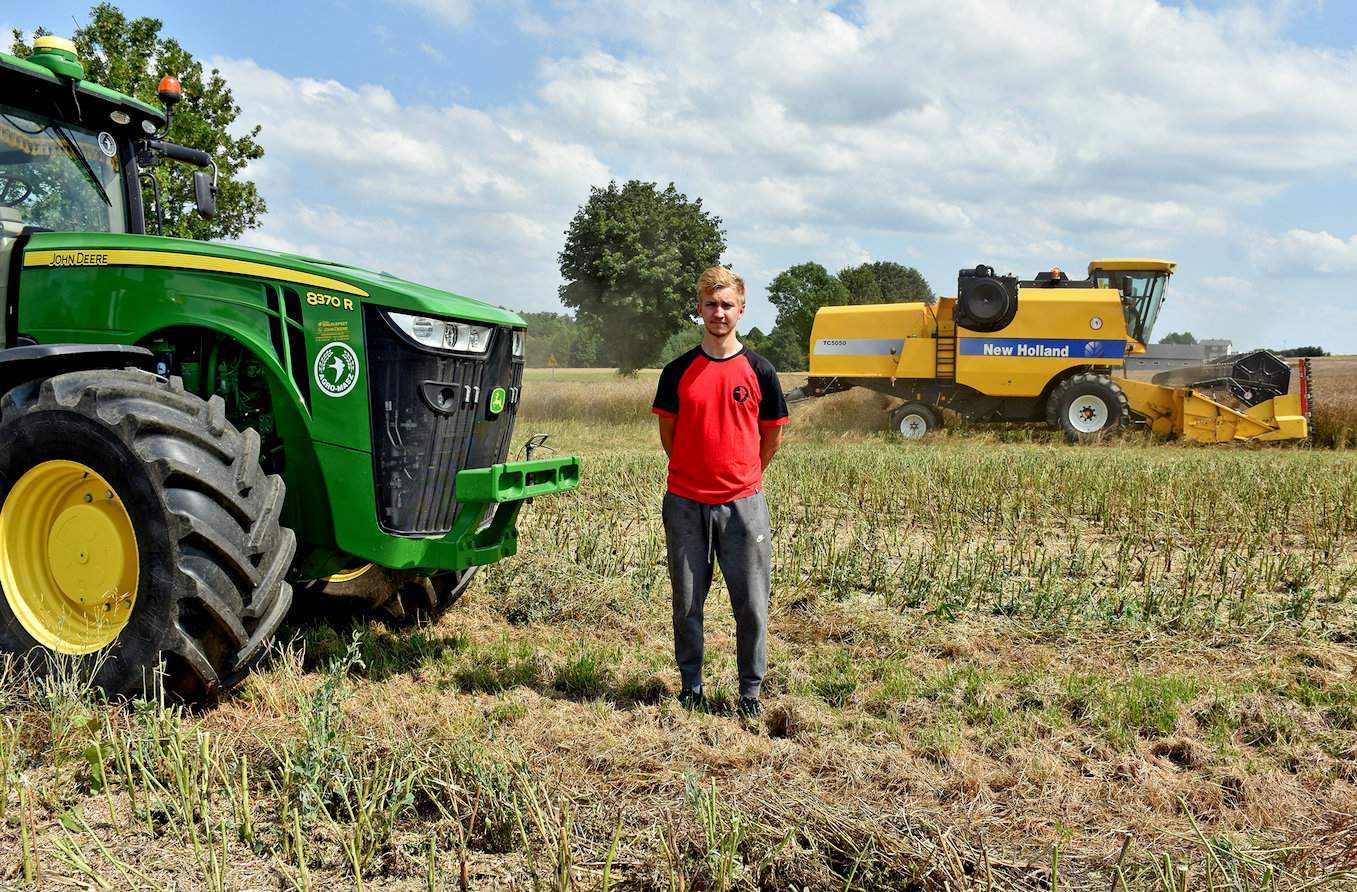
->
[697, 266, 746, 305]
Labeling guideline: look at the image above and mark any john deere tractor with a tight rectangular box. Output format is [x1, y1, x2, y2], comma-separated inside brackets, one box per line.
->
[0, 38, 579, 699]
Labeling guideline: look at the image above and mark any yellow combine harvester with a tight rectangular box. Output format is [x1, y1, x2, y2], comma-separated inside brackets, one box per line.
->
[790, 260, 1311, 442]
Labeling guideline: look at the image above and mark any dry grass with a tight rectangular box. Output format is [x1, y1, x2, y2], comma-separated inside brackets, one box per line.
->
[1310, 356, 1357, 449]
[1, 374, 1355, 891]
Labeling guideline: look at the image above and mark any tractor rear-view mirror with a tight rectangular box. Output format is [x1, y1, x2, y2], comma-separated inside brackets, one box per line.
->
[193, 170, 216, 220]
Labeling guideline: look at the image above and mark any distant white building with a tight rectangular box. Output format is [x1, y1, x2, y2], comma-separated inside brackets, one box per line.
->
[1200, 339, 1233, 360]
[1126, 338, 1232, 374]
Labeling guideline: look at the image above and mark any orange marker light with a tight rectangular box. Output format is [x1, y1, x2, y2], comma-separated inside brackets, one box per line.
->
[157, 75, 182, 105]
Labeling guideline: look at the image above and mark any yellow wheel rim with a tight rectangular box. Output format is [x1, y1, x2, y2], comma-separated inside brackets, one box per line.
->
[323, 562, 373, 584]
[0, 460, 139, 654]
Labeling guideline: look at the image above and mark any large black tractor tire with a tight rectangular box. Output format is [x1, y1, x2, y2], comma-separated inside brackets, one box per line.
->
[1046, 373, 1130, 442]
[890, 402, 943, 439]
[304, 562, 477, 626]
[0, 369, 295, 701]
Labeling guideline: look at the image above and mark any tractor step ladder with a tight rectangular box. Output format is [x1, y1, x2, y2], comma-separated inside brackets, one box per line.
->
[935, 320, 956, 381]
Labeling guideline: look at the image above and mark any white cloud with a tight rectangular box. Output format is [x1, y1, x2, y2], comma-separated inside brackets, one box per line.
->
[1252, 229, 1357, 276]
[210, 0, 1357, 348]
[393, 0, 475, 27]
[417, 42, 447, 65]
[215, 56, 610, 312]
[518, 0, 1357, 272]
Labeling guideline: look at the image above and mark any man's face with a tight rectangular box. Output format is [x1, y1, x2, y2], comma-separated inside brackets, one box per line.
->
[698, 285, 745, 337]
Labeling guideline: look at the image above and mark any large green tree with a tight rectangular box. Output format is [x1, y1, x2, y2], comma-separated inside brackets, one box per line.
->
[838, 260, 934, 305]
[766, 262, 849, 369]
[13, 3, 266, 239]
[558, 180, 725, 375]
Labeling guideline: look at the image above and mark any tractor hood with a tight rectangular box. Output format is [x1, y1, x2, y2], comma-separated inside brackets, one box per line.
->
[22, 233, 526, 328]
[238, 245, 527, 328]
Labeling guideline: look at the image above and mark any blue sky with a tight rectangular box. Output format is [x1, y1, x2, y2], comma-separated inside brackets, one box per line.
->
[11, 0, 1357, 353]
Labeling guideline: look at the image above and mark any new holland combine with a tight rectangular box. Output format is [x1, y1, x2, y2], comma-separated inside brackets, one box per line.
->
[792, 259, 1310, 443]
[0, 38, 579, 699]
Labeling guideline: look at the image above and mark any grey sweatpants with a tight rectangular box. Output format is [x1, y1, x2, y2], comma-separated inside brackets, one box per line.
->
[662, 490, 772, 700]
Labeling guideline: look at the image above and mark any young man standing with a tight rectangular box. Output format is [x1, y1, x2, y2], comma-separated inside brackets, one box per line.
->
[651, 267, 789, 719]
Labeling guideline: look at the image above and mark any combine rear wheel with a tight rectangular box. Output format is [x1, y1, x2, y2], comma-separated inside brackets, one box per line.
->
[891, 402, 942, 439]
[1047, 373, 1129, 442]
[0, 369, 294, 701]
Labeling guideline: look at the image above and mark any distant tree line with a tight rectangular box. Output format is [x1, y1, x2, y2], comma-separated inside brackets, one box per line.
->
[1158, 332, 1197, 345]
[543, 179, 934, 372]
[1158, 332, 1328, 357]
[522, 258, 933, 371]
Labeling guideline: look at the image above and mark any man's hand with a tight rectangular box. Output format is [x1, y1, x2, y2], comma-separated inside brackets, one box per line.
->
[658, 414, 677, 459]
[759, 424, 782, 470]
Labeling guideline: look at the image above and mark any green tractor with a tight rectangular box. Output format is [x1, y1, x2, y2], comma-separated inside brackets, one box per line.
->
[0, 37, 579, 700]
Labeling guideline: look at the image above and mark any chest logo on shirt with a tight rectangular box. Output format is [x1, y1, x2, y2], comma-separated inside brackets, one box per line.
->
[732, 385, 750, 403]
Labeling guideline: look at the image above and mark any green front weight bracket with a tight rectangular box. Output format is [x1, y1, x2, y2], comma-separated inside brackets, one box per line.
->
[443, 455, 582, 567]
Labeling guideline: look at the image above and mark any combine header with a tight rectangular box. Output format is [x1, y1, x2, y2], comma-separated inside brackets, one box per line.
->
[790, 259, 1310, 443]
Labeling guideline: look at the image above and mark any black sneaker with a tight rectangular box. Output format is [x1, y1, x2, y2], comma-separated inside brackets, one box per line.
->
[736, 697, 763, 720]
[678, 688, 709, 712]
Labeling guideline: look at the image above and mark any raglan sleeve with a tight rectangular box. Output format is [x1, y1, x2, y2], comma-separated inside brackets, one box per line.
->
[652, 360, 680, 417]
[756, 357, 789, 427]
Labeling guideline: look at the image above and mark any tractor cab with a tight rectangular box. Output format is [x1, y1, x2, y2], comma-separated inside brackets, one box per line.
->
[0, 98, 134, 337]
[1089, 259, 1177, 348]
[0, 101, 130, 236]
[0, 104, 132, 330]
[0, 36, 165, 340]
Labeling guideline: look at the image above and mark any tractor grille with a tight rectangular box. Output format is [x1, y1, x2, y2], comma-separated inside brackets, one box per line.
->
[365, 306, 523, 535]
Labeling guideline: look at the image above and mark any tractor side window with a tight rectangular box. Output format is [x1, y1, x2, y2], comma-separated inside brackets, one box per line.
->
[0, 105, 127, 234]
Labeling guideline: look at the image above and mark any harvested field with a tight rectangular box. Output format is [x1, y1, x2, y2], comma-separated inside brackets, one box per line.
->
[1310, 356, 1357, 448]
[0, 367, 1354, 891]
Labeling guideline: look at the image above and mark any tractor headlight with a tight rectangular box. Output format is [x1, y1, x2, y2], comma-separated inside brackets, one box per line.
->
[385, 311, 493, 354]
[512, 329, 524, 358]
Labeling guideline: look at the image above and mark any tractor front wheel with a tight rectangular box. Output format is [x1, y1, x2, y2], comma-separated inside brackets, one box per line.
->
[0, 369, 294, 701]
[1046, 373, 1129, 442]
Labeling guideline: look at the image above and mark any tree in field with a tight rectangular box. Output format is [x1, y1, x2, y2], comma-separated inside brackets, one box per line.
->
[839, 260, 934, 306]
[558, 180, 725, 375]
[760, 324, 810, 371]
[517, 311, 605, 368]
[657, 321, 705, 366]
[1158, 331, 1196, 345]
[13, 3, 266, 240]
[766, 262, 849, 365]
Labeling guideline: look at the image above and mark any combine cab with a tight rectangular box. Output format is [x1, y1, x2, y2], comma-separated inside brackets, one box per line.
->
[791, 258, 1309, 443]
[0, 38, 579, 699]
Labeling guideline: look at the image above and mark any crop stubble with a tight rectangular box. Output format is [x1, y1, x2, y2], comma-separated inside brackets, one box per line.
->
[0, 365, 1353, 891]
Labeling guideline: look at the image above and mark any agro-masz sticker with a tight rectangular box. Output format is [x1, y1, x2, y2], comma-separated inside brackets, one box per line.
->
[314, 341, 359, 397]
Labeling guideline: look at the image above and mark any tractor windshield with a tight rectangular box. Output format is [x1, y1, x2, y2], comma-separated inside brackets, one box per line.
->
[1094, 270, 1169, 344]
[0, 105, 127, 234]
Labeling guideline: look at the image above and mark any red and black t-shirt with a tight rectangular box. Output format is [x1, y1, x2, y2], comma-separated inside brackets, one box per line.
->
[651, 346, 789, 504]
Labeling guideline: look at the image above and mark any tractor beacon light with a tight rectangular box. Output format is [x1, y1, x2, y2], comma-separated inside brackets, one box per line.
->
[157, 75, 182, 107]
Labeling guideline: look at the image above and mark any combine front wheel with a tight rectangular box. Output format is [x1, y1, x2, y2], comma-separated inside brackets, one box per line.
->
[0, 369, 294, 701]
[1047, 373, 1129, 442]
